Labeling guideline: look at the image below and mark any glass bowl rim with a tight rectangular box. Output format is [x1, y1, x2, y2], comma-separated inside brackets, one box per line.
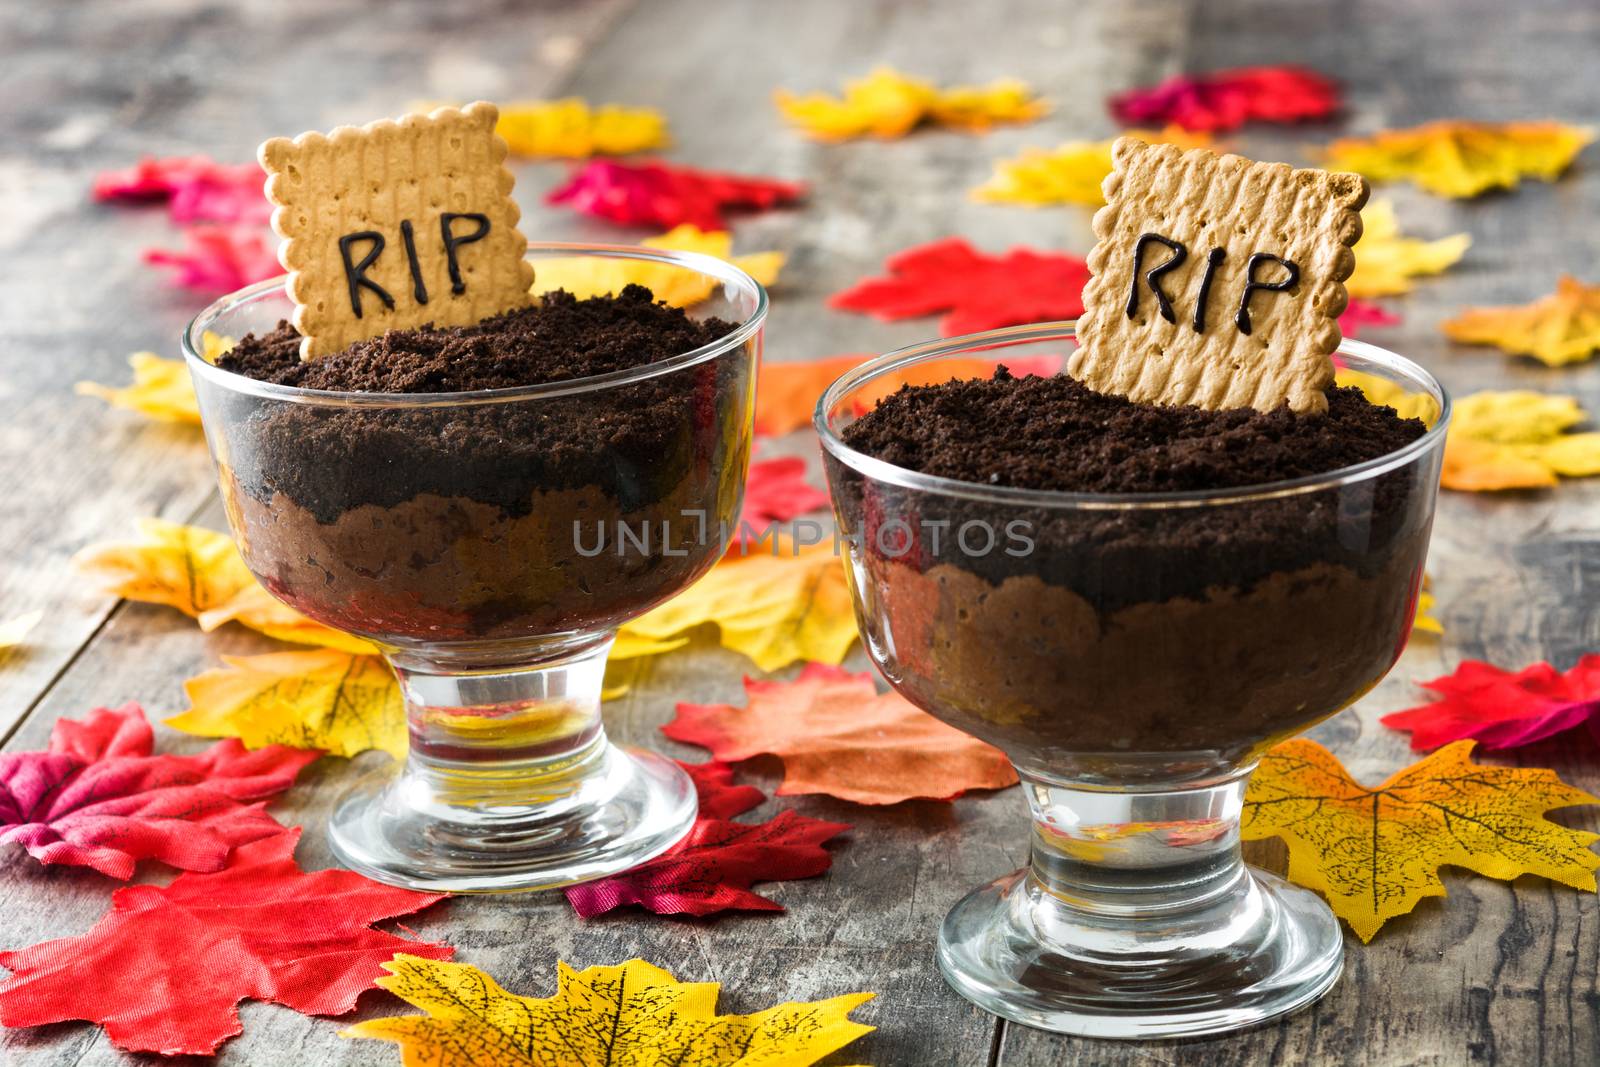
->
[812, 321, 1452, 511]
[181, 242, 769, 408]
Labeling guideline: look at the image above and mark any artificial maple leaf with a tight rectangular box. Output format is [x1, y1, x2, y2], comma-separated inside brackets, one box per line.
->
[1413, 579, 1444, 636]
[1382, 655, 1600, 752]
[344, 953, 873, 1067]
[775, 66, 1044, 141]
[93, 155, 270, 223]
[0, 830, 450, 1055]
[565, 760, 849, 918]
[1440, 390, 1600, 491]
[1243, 738, 1599, 941]
[74, 519, 376, 653]
[738, 456, 830, 530]
[1339, 298, 1402, 337]
[533, 224, 783, 306]
[143, 223, 280, 293]
[1109, 65, 1339, 132]
[1346, 199, 1471, 298]
[620, 539, 856, 672]
[77, 352, 201, 424]
[830, 237, 1088, 336]
[0, 702, 315, 879]
[496, 98, 668, 157]
[0, 610, 41, 650]
[665, 663, 1017, 805]
[170, 649, 405, 760]
[971, 127, 1214, 206]
[1333, 366, 1440, 424]
[546, 159, 804, 230]
[1442, 275, 1600, 366]
[1322, 120, 1595, 198]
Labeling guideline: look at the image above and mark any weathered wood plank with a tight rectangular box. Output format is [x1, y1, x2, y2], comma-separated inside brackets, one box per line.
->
[0, 0, 630, 739]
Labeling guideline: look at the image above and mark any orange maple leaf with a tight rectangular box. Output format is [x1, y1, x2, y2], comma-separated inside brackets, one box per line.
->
[1322, 119, 1594, 198]
[1243, 738, 1599, 941]
[1440, 390, 1600, 491]
[664, 663, 1018, 805]
[1442, 275, 1600, 367]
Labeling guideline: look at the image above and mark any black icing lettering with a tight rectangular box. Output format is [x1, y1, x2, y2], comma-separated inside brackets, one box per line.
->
[1126, 233, 1187, 324]
[1235, 253, 1300, 335]
[399, 219, 428, 305]
[1191, 247, 1227, 333]
[337, 231, 395, 319]
[440, 212, 491, 295]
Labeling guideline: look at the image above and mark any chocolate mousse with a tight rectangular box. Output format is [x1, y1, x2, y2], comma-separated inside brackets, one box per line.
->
[829, 367, 1435, 780]
[213, 285, 748, 647]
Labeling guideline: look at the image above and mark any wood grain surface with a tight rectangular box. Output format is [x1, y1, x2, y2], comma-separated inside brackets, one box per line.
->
[1, 1, 1597, 1065]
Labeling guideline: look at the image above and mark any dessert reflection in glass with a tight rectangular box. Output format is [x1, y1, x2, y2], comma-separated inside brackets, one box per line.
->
[816, 322, 1449, 1038]
[183, 245, 765, 892]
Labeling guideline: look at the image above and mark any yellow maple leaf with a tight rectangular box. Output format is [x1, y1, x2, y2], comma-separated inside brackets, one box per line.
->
[344, 954, 875, 1067]
[1413, 586, 1443, 636]
[775, 67, 1043, 141]
[170, 649, 405, 759]
[1323, 119, 1595, 198]
[75, 333, 232, 425]
[1243, 738, 1599, 942]
[1332, 366, 1441, 424]
[1442, 275, 1600, 366]
[0, 609, 42, 650]
[496, 98, 668, 158]
[1442, 390, 1600, 491]
[1347, 199, 1470, 298]
[971, 128, 1213, 207]
[621, 540, 857, 672]
[74, 519, 377, 652]
[533, 224, 783, 306]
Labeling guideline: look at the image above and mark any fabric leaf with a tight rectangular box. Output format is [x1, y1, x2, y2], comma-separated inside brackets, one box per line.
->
[170, 649, 406, 760]
[142, 223, 281, 293]
[533, 224, 782, 306]
[93, 155, 269, 223]
[1442, 275, 1600, 366]
[344, 953, 873, 1067]
[1322, 120, 1594, 198]
[738, 456, 830, 529]
[565, 761, 849, 917]
[0, 830, 451, 1055]
[0, 610, 42, 650]
[830, 237, 1088, 336]
[1441, 390, 1600, 491]
[1346, 199, 1470, 298]
[971, 128, 1213, 206]
[775, 66, 1043, 141]
[1382, 655, 1600, 751]
[1243, 738, 1599, 941]
[1339, 298, 1401, 337]
[0, 702, 316, 879]
[621, 539, 856, 672]
[496, 98, 668, 158]
[547, 159, 803, 230]
[1109, 66, 1339, 132]
[664, 663, 1018, 805]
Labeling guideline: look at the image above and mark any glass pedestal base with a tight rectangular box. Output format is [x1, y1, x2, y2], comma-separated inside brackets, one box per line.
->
[329, 742, 695, 893]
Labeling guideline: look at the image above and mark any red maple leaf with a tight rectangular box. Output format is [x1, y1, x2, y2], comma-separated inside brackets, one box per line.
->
[93, 155, 269, 223]
[0, 703, 317, 879]
[564, 761, 849, 918]
[1339, 297, 1402, 337]
[1109, 66, 1340, 132]
[829, 237, 1089, 337]
[143, 224, 281, 293]
[738, 456, 830, 529]
[546, 159, 804, 230]
[1381, 655, 1600, 751]
[0, 829, 451, 1056]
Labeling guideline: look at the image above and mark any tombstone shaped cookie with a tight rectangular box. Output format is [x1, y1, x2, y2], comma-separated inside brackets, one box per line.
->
[260, 101, 536, 360]
[1070, 137, 1368, 414]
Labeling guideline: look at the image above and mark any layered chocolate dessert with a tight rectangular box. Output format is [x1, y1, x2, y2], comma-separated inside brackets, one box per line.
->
[212, 286, 749, 647]
[829, 367, 1435, 780]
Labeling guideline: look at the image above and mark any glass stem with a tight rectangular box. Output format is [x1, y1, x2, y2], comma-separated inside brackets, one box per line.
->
[386, 638, 614, 816]
[1023, 772, 1252, 923]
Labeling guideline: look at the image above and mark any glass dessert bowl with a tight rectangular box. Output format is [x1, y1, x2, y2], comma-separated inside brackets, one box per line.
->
[183, 244, 765, 892]
[816, 323, 1449, 1038]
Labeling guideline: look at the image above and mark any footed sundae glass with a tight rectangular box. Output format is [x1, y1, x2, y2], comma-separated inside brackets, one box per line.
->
[816, 323, 1448, 1037]
[184, 244, 765, 892]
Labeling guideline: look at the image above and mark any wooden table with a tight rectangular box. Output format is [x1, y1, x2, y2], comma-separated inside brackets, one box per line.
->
[3, 1, 1598, 1063]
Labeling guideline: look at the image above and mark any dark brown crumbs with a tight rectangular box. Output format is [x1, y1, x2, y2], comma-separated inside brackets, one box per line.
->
[218, 285, 733, 392]
[840, 366, 1429, 493]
